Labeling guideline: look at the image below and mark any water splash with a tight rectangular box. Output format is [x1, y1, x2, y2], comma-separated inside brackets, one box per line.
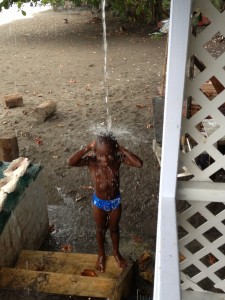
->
[56, 186, 74, 206]
[89, 123, 149, 145]
[101, 0, 111, 130]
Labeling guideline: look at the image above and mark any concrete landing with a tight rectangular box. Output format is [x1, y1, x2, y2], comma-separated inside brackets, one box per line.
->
[0, 250, 133, 300]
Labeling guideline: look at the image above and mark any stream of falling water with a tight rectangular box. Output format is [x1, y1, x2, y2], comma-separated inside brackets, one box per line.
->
[101, 0, 112, 131]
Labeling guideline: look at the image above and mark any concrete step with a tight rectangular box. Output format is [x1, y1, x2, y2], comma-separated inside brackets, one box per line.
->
[0, 250, 133, 300]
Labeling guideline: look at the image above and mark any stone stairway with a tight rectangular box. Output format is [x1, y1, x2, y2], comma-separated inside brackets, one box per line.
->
[0, 250, 133, 300]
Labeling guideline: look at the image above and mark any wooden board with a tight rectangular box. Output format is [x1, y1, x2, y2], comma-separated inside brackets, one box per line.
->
[15, 250, 121, 279]
[0, 250, 133, 300]
[0, 267, 114, 298]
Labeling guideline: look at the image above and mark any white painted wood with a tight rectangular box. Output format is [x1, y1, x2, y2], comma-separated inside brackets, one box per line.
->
[178, 1, 225, 292]
[153, 1, 192, 299]
[155, 0, 225, 298]
[158, 2, 191, 198]
[182, 290, 225, 300]
[177, 181, 225, 202]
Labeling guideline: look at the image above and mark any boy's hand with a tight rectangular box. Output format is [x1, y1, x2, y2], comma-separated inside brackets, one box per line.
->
[118, 144, 143, 168]
[118, 144, 125, 152]
[85, 140, 95, 152]
[90, 140, 96, 149]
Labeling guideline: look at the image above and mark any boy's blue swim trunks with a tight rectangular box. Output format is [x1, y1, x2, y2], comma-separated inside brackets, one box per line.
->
[92, 193, 121, 212]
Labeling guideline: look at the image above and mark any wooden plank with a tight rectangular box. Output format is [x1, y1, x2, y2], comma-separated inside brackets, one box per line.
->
[111, 263, 133, 300]
[15, 250, 122, 279]
[0, 267, 114, 298]
[177, 181, 225, 202]
[182, 290, 225, 300]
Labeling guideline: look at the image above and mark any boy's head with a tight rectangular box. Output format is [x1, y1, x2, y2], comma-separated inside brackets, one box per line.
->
[94, 132, 118, 164]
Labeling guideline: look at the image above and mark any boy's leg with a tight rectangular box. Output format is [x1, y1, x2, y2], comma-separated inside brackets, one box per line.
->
[92, 205, 108, 272]
[108, 205, 127, 269]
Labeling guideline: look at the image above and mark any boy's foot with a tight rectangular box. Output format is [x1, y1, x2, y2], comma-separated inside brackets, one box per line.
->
[113, 252, 127, 269]
[95, 255, 106, 273]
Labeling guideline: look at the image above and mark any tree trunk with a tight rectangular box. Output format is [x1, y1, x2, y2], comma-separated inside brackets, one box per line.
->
[32, 100, 57, 123]
[0, 136, 19, 162]
[152, 0, 163, 24]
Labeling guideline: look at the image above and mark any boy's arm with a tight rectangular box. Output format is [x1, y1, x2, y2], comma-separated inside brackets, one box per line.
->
[119, 145, 143, 168]
[67, 141, 95, 167]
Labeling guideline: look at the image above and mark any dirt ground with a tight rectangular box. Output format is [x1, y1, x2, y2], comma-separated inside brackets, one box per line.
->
[0, 7, 166, 297]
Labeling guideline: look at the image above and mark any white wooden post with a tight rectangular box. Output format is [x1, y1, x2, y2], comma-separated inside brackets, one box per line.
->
[153, 1, 192, 299]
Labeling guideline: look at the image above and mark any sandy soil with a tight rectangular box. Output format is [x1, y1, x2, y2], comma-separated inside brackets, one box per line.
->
[0, 6, 166, 283]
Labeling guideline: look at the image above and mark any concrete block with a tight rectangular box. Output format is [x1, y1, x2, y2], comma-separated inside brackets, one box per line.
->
[0, 167, 49, 267]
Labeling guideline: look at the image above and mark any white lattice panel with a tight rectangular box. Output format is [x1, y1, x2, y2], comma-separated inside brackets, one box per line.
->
[178, 200, 225, 292]
[179, 0, 225, 181]
[178, 0, 225, 294]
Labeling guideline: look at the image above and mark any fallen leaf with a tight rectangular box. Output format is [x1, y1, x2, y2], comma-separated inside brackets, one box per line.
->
[48, 223, 55, 233]
[81, 269, 98, 277]
[69, 79, 76, 84]
[138, 251, 152, 271]
[132, 234, 143, 244]
[35, 137, 43, 146]
[208, 254, 216, 265]
[76, 195, 86, 202]
[136, 104, 146, 108]
[60, 244, 73, 253]
[179, 254, 186, 262]
[140, 270, 154, 283]
[80, 185, 94, 190]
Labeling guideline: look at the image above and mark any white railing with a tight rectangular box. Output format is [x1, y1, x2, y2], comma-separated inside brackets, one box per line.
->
[154, 0, 225, 299]
[153, 1, 192, 299]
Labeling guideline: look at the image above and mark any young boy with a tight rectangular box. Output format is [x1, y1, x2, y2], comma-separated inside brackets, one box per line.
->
[67, 133, 143, 272]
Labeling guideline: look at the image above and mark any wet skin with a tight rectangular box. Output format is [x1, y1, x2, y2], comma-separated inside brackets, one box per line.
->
[68, 139, 143, 272]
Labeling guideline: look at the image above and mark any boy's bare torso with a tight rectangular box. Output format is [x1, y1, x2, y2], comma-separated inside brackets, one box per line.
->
[88, 157, 121, 200]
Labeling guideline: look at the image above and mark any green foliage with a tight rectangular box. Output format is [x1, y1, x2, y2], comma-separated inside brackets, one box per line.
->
[210, 0, 225, 11]
[149, 31, 164, 39]
[162, 0, 170, 14]
[0, 0, 170, 24]
[110, 0, 167, 23]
